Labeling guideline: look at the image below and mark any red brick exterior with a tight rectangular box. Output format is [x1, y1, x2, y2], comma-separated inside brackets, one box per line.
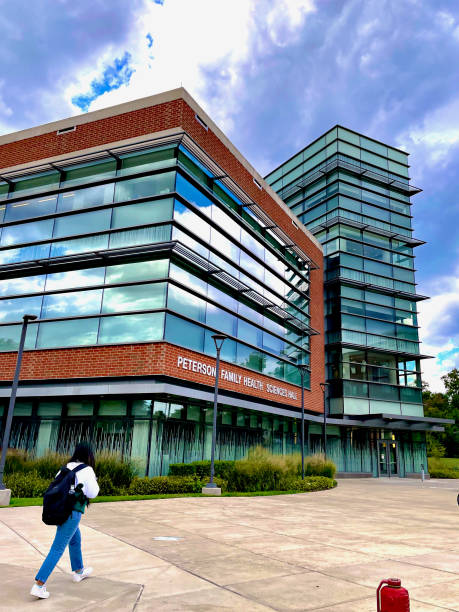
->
[0, 342, 321, 412]
[0, 95, 325, 413]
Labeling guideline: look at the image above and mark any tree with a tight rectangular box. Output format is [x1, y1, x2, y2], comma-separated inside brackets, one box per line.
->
[423, 369, 459, 458]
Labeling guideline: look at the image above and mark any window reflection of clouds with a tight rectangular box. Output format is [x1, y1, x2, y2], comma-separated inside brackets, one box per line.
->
[37, 318, 99, 348]
[0, 275, 45, 296]
[174, 200, 210, 242]
[0, 295, 43, 322]
[1, 219, 54, 246]
[169, 263, 206, 295]
[176, 174, 213, 217]
[102, 283, 166, 313]
[0, 244, 50, 264]
[98, 312, 164, 344]
[106, 259, 168, 284]
[210, 228, 239, 264]
[41, 289, 102, 318]
[172, 227, 209, 259]
[0, 323, 38, 351]
[168, 284, 206, 322]
[212, 206, 240, 242]
[240, 251, 264, 282]
[50, 234, 108, 257]
[45, 268, 105, 291]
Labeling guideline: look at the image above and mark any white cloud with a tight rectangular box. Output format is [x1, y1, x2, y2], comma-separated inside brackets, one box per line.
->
[417, 274, 459, 392]
[398, 96, 459, 170]
[66, 0, 315, 135]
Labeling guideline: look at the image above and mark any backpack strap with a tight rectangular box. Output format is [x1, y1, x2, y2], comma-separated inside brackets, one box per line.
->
[72, 464, 87, 474]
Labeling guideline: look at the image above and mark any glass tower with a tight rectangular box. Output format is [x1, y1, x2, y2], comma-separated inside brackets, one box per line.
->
[266, 126, 426, 420]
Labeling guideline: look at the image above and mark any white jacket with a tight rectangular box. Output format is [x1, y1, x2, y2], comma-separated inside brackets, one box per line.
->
[66, 461, 99, 499]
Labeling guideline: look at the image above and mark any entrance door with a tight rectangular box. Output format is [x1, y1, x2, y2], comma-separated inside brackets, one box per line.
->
[378, 440, 399, 477]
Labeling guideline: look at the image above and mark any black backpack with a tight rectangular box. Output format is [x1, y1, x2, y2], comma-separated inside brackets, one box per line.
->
[42, 464, 86, 526]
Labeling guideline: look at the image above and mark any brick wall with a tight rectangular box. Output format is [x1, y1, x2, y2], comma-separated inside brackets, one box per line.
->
[0, 342, 321, 412]
[0, 95, 325, 413]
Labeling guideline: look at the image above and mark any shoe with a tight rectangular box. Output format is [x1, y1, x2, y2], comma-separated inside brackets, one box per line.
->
[72, 566, 93, 582]
[30, 584, 50, 599]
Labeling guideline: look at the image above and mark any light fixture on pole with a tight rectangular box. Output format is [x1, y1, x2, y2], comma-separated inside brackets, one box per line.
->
[203, 333, 227, 495]
[0, 314, 38, 504]
[319, 382, 329, 459]
[298, 365, 309, 480]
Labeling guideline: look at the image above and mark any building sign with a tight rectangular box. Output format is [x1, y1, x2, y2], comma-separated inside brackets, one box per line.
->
[176, 355, 298, 400]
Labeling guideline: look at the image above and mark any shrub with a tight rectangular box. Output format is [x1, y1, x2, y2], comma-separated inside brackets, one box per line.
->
[225, 448, 337, 492]
[428, 468, 458, 479]
[304, 453, 336, 479]
[129, 475, 201, 495]
[230, 447, 287, 492]
[98, 475, 120, 496]
[4, 449, 31, 475]
[428, 457, 459, 479]
[168, 460, 235, 480]
[95, 452, 136, 489]
[31, 452, 66, 480]
[169, 463, 196, 476]
[129, 475, 227, 495]
[291, 476, 337, 492]
[4, 471, 49, 498]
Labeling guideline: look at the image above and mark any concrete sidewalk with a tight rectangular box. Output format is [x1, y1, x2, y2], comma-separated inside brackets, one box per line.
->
[0, 478, 458, 611]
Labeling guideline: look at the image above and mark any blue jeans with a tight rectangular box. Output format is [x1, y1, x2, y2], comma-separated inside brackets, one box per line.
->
[35, 511, 83, 583]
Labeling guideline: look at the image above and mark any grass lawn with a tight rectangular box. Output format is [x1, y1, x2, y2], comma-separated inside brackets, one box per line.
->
[435, 458, 459, 468]
[427, 456, 459, 478]
[2, 489, 322, 508]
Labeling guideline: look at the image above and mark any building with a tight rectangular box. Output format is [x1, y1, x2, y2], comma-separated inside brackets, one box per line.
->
[0, 89, 325, 477]
[0, 94, 448, 477]
[266, 125, 449, 476]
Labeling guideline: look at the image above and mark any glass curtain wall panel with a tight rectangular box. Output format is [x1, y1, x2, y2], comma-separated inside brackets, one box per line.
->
[265, 126, 425, 422]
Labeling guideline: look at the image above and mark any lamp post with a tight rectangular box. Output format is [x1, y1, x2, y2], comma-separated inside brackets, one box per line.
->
[203, 333, 227, 495]
[0, 315, 38, 497]
[298, 365, 309, 480]
[319, 382, 329, 459]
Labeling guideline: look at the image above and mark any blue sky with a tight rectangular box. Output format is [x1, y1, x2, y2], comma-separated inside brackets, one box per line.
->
[0, 0, 458, 390]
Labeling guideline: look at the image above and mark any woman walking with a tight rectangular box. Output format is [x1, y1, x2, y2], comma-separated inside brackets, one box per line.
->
[31, 442, 99, 599]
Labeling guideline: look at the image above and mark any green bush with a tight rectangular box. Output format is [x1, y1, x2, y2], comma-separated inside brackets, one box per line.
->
[4, 471, 49, 497]
[129, 476, 199, 495]
[229, 447, 287, 492]
[429, 468, 458, 479]
[304, 453, 337, 479]
[30, 452, 66, 479]
[227, 448, 337, 492]
[98, 474, 125, 496]
[290, 476, 337, 492]
[169, 463, 196, 476]
[129, 475, 227, 495]
[95, 452, 136, 489]
[169, 460, 235, 480]
[4, 449, 31, 475]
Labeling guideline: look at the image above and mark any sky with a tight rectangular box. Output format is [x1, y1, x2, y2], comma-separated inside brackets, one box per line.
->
[0, 0, 458, 391]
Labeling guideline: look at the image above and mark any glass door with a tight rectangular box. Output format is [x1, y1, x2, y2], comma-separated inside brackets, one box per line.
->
[378, 440, 399, 477]
[378, 441, 389, 476]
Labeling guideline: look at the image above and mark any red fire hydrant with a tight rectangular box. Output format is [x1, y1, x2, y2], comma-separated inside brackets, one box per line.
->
[377, 578, 410, 611]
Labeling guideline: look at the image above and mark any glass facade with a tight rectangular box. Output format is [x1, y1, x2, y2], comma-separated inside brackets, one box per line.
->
[0, 115, 432, 478]
[0, 395, 427, 477]
[0, 142, 312, 385]
[266, 125, 425, 418]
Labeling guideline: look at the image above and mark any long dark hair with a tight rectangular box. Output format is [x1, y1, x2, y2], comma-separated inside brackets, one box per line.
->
[69, 442, 95, 469]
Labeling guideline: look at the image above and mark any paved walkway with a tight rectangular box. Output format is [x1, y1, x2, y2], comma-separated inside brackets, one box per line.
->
[0, 478, 458, 611]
